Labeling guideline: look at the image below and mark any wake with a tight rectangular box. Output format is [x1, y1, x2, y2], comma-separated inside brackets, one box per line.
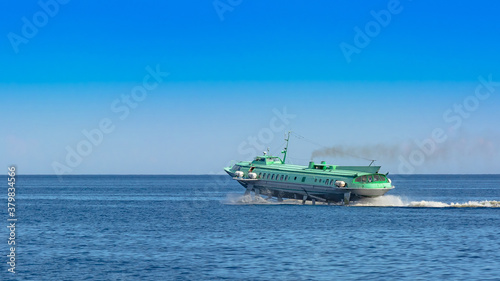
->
[225, 194, 500, 208]
[224, 194, 340, 205]
[352, 195, 500, 208]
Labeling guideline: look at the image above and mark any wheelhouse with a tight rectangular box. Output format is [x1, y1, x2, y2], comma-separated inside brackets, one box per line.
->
[251, 156, 282, 165]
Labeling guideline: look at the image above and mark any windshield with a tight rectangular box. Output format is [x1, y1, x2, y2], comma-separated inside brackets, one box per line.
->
[354, 174, 387, 183]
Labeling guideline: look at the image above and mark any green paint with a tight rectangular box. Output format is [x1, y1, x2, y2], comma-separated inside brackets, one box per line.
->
[224, 136, 394, 196]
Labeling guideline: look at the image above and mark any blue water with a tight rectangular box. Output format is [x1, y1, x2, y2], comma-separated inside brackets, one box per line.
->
[3, 175, 500, 280]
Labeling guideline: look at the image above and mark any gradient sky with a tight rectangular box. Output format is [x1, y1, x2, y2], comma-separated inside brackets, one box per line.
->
[1, 0, 499, 174]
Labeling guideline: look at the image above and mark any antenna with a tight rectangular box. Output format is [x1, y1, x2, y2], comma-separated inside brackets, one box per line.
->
[282, 131, 291, 163]
[369, 160, 375, 166]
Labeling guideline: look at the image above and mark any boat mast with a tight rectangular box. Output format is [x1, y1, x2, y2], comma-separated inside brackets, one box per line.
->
[282, 131, 291, 163]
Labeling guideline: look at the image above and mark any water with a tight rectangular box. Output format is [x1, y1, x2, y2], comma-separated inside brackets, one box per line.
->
[3, 175, 500, 280]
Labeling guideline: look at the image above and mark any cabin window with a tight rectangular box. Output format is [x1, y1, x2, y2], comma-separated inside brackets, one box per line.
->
[272, 174, 275, 180]
[325, 179, 329, 185]
[262, 173, 266, 178]
[294, 177, 297, 180]
[267, 174, 270, 179]
[331, 180, 335, 186]
[285, 175, 288, 181]
[367, 176, 373, 183]
[374, 175, 381, 181]
[232, 165, 241, 171]
[258, 173, 261, 178]
[361, 176, 367, 183]
[280, 175, 284, 181]
[314, 179, 317, 183]
[254, 157, 266, 162]
[302, 177, 306, 182]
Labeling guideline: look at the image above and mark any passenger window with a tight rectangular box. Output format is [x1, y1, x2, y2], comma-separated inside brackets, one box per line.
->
[361, 176, 367, 183]
[280, 175, 284, 181]
[374, 175, 380, 181]
[368, 176, 373, 183]
[302, 177, 306, 182]
[267, 174, 270, 179]
[355, 177, 362, 183]
[325, 179, 329, 185]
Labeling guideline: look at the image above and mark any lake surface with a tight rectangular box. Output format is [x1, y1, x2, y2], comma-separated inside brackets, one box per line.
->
[4, 175, 500, 280]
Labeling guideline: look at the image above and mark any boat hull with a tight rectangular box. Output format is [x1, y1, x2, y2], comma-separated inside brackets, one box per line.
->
[224, 165, 394, 203]
[230, 176, 393, 202]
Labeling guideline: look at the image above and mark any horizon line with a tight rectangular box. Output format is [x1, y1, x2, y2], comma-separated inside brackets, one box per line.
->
[9, 173, 500, 176]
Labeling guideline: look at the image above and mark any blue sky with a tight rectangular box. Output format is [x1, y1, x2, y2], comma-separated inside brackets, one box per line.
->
[1, 0, 499, 174]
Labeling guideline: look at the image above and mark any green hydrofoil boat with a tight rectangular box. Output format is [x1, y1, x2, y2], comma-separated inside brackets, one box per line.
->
[224, 132, 394, 204]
